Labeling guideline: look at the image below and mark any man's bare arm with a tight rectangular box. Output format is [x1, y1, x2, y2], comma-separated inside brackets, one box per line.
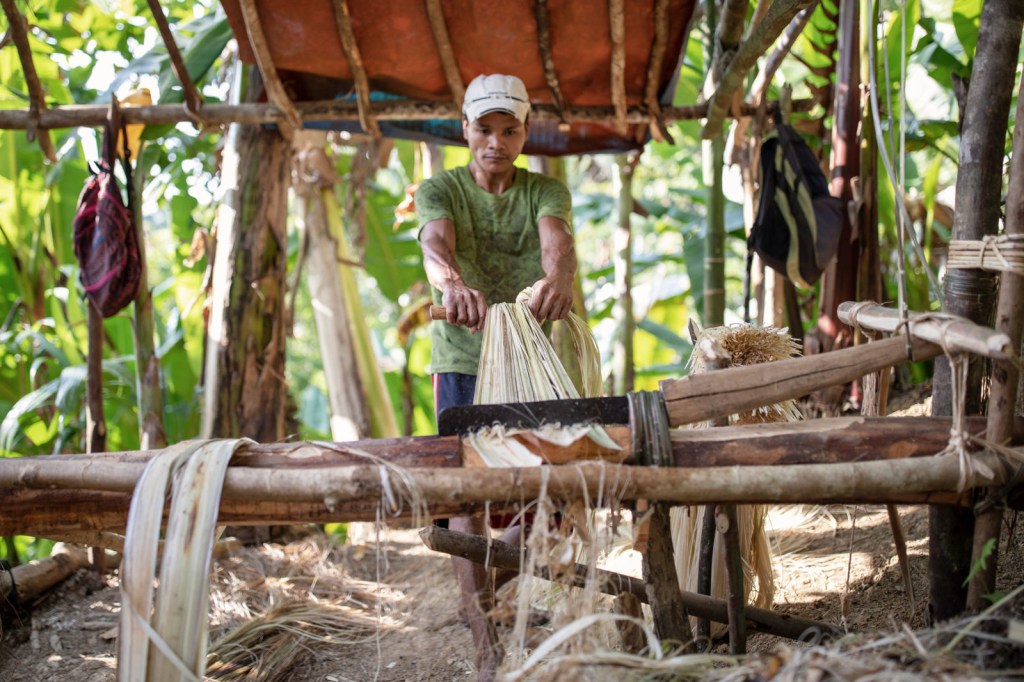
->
[420, 218, 488, 332]
[528, 216, 578, 322]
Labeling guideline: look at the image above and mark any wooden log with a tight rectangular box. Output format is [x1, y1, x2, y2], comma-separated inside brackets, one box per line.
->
[420, 525, 839, 642]
[660, 335, 942, 426]
[717, 504, 746, 654]
[0, 543, 90, 608]
[837, 301, 1013, 360]
[0, 99, 819, 132]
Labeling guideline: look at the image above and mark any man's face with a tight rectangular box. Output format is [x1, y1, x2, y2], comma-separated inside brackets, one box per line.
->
[462, 112, 529, 174]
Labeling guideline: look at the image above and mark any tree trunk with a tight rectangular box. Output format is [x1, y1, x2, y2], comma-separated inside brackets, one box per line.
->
[613, 153, 635, 394]
[201, 120, 290, 442]
[930, 0, 1024, 622]
[968, 63, 1024, 611]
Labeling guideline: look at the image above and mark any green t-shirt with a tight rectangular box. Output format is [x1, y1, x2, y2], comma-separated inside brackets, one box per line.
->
[416, 166, 573, 375]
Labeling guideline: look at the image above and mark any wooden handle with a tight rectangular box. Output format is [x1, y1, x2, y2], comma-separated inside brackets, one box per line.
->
[429, 305, 447, 320]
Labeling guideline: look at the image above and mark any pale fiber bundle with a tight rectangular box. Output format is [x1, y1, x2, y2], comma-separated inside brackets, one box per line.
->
[474, 288, 602, 404]
[471, 289, 616, 467]
[672, 323, 801, 636]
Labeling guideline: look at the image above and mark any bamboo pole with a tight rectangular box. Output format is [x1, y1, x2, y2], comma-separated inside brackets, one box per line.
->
[612, 153, 635, 394]
[702, 0, 815, 139]
[837, 301, 1014, 360]
[0, 98, 818, 131]
[746, 4, 816, 106]
[968, 65, 1024, 611]
[660, 335, 942, 426]
[0, 0, 57, 162]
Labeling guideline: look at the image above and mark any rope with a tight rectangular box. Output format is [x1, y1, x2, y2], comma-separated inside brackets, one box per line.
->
[628, 390, 672, 468]
[947, 235, 1024, 274]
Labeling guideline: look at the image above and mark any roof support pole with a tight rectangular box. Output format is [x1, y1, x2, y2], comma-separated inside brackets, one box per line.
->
[238, 0, 302, 138]
[0, 0, 57, 162]
[330, 0, 382, 138]
[642, 0, 674, 143]
[533, 0, 570, 129]
[608, 0, 628, 135]
[424, 0, 466, 112]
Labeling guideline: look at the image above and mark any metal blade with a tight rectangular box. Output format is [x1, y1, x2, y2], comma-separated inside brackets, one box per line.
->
[438, 396, 630, 436]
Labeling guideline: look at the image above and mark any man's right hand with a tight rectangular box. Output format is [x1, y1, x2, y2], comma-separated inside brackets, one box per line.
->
[441, 282, 488, 333]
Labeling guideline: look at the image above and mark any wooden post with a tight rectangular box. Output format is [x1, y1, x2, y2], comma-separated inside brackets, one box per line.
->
[930, 0, 1024, 622]
[642, 502, 696, 650]
[717, 504, 746, 653]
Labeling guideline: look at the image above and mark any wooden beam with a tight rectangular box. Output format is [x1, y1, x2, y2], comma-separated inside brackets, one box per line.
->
[238, 0, 302, 136]
[533, 0, 569, 129]
[330, 0, 381, 138]
[0, 97, 819, 131]
[702, 0, 815, 139]
[642, 0, 674, 143]
[145, 0, 203, 117]
[608, 0, 628, 135]
[836, 301, 1014, 360]
[424, 0, 466, 112]
[0, 0, 57, 162]
[660, 335, 941, 426]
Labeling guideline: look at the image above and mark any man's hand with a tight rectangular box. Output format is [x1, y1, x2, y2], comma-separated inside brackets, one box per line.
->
[442, 282, 488, 333]
[528, 274, 574, 323]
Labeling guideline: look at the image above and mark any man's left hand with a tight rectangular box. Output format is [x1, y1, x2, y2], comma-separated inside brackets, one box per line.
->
[528, 275, 574, 322]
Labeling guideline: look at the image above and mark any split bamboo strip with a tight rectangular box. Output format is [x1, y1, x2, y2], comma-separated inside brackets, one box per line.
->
[330, 0, 381, 138]
[660, 334, 942, 426]
[0, 0, 57, 162]
[702, 0, 815, 138]
[424, 0, 465, 110]
[947, 235, 1024, 275]
[0, 98, 818, 131]
[836, 301, 1014, 359]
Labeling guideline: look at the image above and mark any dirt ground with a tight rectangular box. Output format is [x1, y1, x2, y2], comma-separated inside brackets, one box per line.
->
[1, 390, 1022, 680]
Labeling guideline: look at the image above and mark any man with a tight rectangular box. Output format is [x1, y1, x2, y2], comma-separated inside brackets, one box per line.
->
[416, 73, 578, 679]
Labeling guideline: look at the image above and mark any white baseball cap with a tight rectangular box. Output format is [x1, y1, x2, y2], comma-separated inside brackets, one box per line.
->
[462, 74, 531, 123]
